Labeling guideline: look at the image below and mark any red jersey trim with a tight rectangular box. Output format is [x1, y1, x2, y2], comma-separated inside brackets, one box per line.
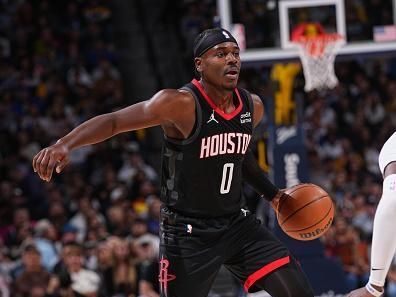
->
[191, 79, 243, 121]
[244, 256, 290, 292]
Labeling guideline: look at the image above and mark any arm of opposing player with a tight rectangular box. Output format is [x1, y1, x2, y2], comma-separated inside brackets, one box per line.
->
[32, 89, 188, 181]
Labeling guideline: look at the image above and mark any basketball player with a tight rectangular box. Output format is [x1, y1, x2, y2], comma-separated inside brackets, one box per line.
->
[32, 28, 314, 297]
[348, 132, 396, 297]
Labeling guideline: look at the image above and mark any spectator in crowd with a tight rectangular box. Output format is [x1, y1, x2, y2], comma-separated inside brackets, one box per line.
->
[108, 237, 138, 296]
[133, 236, 160, 297]
[33, 219, 59, 271]
[386, 261, 396, 297]
[58, 242, 101, 297]
[5, 208, 35, 260]
[68, 196, 105, 243]
[96, 240, 114, 297]
[146, 195, 161, 235]
[323, 217, 369, 291]
[12, 244, 50, 297]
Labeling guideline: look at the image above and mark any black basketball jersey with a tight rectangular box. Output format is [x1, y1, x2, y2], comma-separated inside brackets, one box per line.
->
[160, 79, 254, 217]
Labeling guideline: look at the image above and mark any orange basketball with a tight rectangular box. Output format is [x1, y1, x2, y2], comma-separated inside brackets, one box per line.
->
[277, 183, 335, 241]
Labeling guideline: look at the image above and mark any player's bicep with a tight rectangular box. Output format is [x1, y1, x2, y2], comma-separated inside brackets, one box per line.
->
[111, 90, 177, 133]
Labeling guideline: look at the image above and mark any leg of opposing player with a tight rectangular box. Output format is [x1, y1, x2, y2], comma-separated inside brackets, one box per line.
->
[349, 132, 396, 297]
[348, 173, 396, 297]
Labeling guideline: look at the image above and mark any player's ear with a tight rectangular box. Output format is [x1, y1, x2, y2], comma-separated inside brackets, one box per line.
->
[194, 57, 202, 73]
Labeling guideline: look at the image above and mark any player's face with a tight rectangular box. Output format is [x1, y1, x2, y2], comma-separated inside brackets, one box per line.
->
[196, 42, 241, 91]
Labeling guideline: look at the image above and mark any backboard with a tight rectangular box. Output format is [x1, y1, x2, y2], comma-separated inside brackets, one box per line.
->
[217, 0, 396, 63]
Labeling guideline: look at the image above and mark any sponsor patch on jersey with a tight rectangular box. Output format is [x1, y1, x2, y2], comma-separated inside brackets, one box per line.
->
[240, 112, 251, 124]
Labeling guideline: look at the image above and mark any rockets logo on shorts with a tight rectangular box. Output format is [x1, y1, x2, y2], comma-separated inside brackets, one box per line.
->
[200, 133, 251, 158]
[159, 256, 176, 297]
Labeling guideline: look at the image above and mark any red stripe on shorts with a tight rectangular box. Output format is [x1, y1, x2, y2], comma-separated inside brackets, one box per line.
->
[244, 255, 290, 292]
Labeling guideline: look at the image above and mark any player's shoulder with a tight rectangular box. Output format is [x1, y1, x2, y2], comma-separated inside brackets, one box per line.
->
[238, 88, 261, 103]
[148, 88, 196, 120]
[154, 88, 195, 106]
[244, 91, 264, 127]
[248, 92, 262, 105]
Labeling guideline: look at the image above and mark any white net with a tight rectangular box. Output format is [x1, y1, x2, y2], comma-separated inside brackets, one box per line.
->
[294, 34, 344, 92]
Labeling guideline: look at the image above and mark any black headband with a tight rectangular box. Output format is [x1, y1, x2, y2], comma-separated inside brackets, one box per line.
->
[193, 28, 238, 57]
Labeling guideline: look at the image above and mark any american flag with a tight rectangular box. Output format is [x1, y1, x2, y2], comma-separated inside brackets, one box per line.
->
[374, 25, 396, 42]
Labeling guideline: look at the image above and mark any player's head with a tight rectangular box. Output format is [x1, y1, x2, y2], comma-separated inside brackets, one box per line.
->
[193, 28, 240, 90]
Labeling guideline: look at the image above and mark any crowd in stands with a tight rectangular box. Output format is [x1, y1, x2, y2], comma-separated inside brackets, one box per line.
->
[0, 1, 160, 296]
[2, 0, 396, 296]
[305, 59, 396, 295]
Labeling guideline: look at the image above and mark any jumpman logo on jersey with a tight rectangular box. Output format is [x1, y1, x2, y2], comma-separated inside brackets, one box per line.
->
[241, 209, 249, 216]
[207, 110, 219, 124]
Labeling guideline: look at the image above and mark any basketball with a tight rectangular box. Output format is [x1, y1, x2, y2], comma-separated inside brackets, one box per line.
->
[277, 183, 335, 241]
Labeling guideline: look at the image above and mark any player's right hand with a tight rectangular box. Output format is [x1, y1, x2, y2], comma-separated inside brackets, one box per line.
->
[270, 189, 290, 212]
[32, 141, 70, 182]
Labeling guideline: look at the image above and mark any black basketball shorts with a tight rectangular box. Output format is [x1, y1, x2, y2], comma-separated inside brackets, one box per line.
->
[159, 206, 290, 297]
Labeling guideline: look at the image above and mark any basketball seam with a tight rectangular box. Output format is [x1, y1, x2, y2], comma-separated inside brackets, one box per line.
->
[279, 194, 329, 226]
[278, 184, 324, 214]
[283, 202, 334, 232]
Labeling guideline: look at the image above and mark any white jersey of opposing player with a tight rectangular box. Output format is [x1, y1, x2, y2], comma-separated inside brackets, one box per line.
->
[379, 132, 396, 175]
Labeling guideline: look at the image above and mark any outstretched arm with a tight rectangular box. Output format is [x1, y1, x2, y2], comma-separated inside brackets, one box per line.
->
[55, 89, 190, 150]
[32, 89, 194, 181]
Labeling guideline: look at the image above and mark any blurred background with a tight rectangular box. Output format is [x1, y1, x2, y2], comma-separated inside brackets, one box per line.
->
[1, 0, 396, 296]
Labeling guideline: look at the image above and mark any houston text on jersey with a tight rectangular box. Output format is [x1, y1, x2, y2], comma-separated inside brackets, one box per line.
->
[200, 133, 251, 158]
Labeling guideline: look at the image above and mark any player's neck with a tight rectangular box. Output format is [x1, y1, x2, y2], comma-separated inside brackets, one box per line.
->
[198, 80, 235, 113]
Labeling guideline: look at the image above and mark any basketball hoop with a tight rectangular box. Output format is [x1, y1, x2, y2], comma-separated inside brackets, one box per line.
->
[292, 23, 344, 92]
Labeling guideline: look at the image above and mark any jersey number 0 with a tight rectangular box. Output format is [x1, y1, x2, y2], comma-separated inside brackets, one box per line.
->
[220, 163, 234, 194]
